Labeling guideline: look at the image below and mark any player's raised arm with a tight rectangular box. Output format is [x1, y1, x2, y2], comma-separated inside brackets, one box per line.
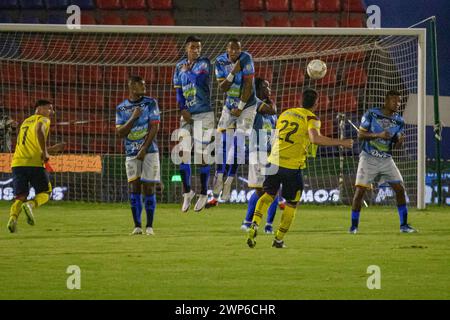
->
[308, 127, 353, 148]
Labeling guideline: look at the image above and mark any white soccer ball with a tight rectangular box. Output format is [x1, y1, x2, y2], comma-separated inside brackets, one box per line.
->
[307, 59, 327, 80]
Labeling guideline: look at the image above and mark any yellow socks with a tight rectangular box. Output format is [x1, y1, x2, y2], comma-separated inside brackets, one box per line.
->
[275, 205, 296, 241]
[10, 199, 23, 219]
[252, 193, 275, 227]
[32, 192, 50, 208]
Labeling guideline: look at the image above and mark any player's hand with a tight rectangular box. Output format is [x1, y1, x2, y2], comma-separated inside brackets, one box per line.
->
[181, 63, 191, 72]
[181, 110, 193, 124]
[378, 130, 391, 140]
[131, 107, 142, 120]
[231, 60, 241, 74]
[136, 149, 146, 161]
[340, 139, 354, 149]
[397, 133, 405, 144]
[230, 108, 242, 117]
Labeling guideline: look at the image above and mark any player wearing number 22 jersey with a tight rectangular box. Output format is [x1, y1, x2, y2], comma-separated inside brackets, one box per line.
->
[246, 89, 353, 249]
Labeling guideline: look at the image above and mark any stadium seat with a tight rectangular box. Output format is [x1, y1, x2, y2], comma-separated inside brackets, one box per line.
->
[81, 11, 97, 24]
[343, 0, 365, 12]
[78, 88, 105, 109]
[316, 0, 341, 12]
[291, 16, 315, 27]
[45, 39, 72, 60]
[126, 40, 154, 61]
[320, 118, 333, 136]
[70, 0, 95, 9]
[265, 0, 289, 11]
[75, 39, 100, 60]
[333, 91, 358, 112]
[125, 12, 149, 25]
[343, 50, 365, 62]
[54, 65, 77, 83]
[0, 0, 18, 9]
[341, 15, 364, 27]
[242, 14, 266, 27]
[246, 40, 269, 58]
[55, 89, 80, 109]
[96, 0, 121, 9]
[108, 90, 128, 107]
[291, 0, 315, 12]
[267, 39, 294, 56]
[267, 15, 290, 27]
[0, 63, 23, 84]
[21, 37, 46, 60]
[78, 66, 103, 82]
[153, 38, 178, 60]
[155, 66, 174, 84]
[123, 0, 147, 9]
[316, 15, 339, 27]
[4, 91, 30, 110]
[159, 91, 176, 110]
[44, 0, 68, 9]
[344, 67, 367, 87]
[101, 38, 126, 61]
[147, 0, 173, 10]
[129, 66, 155, 82]
[151, 13, 175, 25]
[25, 65, 51, 84]
[254, 64, 273, 83]
[99, 11, 123, 25]
[314, 67, 336, 86]
[104, 66, 129, 83]
[282, 65, 305, 85]
[20, 0, 44, 9]
[280, 90, 301, 109]
[46, 13, 67, 24]
[240, 0, 264, 11]
[316, 92, 330, 111]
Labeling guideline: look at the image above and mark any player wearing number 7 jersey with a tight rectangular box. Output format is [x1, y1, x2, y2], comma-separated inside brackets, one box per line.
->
[7, 100, 65, 233]
[246, 89, 353, 248]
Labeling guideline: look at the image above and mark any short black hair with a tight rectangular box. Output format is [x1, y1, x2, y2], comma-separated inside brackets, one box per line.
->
[254, 77, 265, 93]
[35, 99, 52, 108]
[185, 35, 202, 44]
[302, 89, 318, 108]
[228, 38, 240, 45]
[128, 75, 144, 83]
[386, 90, 401, 98]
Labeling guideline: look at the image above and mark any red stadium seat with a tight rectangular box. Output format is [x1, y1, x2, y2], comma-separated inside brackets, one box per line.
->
[316, 15, 339, 27]
[265, 0, 289, 11]
[104, 66, 129, 83]
[126, 40, 154, 61]
[159, 91, 177, 110]
[267, 15, 290, 27]
[155, 66, 174, 84]
[4, 91, 30, 109]
[291, 0, 315, 12]
[151, 13, 175, 25]
[45, 39, 71, 60]
[147, 0, 173, 10]
[125, 12, 149, 25]
[129, 66, 156, 82]
[316, 0, 341, 12]
[320, 118, 334, 136]
[108, 90, 128, 108]
[245, 40, 269, 58]
[314, 68, 336, 86]
[343, 0, 365, 12]
[54, 65, 77, 84]
[81, 11, 97, 24]
[291, 16, 315, 27]
[280, 90, 301, 110]
[242, 14, 266, 27]
[240, 0, 264, 11]
[21, 37, 45, 60]
[78, 66, 103, 82]
[282, 65, 305, 85]
[342, 50, 366, 62]
[55, 89, 79, 109]
[99, 11, 123, 25]
[102, 38, 126, 61]
[341, 15, 364, 27]
[0, 63, 23, 84]
[96, 0, 121, 9]
[333, 91, 358, 112]
[345, 67, 367, 87]
[75, 38, 100, 61]
[78, 88, 105, 109]
[122, 0, 147, 9]
[153, 38, 178, 61]
[28, 88, 53, 104]
[266, 39, 294, 56]
[25, 65, 51, 84]
[254, 63, 273, 83]
[316, 93, 330, 112]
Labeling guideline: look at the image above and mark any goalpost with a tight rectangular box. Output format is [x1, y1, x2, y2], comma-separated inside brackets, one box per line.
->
[0, 25, 426, 209]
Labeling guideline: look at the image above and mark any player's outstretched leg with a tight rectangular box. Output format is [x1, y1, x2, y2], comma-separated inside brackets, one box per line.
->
[391, 183, 417, 233]
[21, 192, 49, 226]
[272, 203, 296, 248]
[247, 192, 274, 248]
[7, 197, 24, 233]
[241, 190, 261, 231]
[349, 186, 366, 234]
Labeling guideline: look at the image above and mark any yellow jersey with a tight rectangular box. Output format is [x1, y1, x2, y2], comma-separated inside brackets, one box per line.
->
[12, 115, 50, 168]
[268, 107, 321, 169]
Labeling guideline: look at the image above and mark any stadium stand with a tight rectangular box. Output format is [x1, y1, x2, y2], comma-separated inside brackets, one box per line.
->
[265, 0, 289, 12]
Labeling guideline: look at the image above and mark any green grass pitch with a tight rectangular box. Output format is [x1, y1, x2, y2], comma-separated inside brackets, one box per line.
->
[0, 202, 449, 300]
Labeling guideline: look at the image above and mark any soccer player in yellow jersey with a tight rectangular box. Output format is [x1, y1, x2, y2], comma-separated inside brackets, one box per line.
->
[7, 100, 65, 233]
[247, 89, 353, 248]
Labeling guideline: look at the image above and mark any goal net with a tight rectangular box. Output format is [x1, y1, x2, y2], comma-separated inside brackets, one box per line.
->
[0, 26, 425, 208]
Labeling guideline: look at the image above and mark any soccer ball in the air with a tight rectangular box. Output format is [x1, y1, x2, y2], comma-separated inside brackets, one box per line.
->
[307, 59, 327, 80]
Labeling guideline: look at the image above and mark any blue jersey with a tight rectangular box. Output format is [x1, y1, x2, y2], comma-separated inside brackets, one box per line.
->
[173, 56, 212, 115]
[115, 96, 160, 157]
[252, 98, 277, 153]
[215, 51, 256, 110]
[360, 108, 405, 158]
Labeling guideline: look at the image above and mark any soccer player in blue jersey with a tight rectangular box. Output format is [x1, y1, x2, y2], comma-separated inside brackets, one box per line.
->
[116, 76, 160, 235]
[214, 38, 257, 201]
[349, 90, 417, 234]
[173, 36, 214, 212]
[240, 78, 281, 234]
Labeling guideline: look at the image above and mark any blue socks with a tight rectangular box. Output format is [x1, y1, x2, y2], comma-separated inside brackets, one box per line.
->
[200, 165, 211, 195]
[180, 163, 191, 193]
[130, 193, 142, 228]
[397, 204, 408, 226]
[267, 196, 279, 224]
[351, 210, 360, 228]
[245, 191, 260, 222]
[144, 194, 156, 228]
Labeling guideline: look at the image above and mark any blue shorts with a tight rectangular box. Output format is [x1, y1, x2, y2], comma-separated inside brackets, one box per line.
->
[12, 166, 52, 197]
[263, 166, 303, 202]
